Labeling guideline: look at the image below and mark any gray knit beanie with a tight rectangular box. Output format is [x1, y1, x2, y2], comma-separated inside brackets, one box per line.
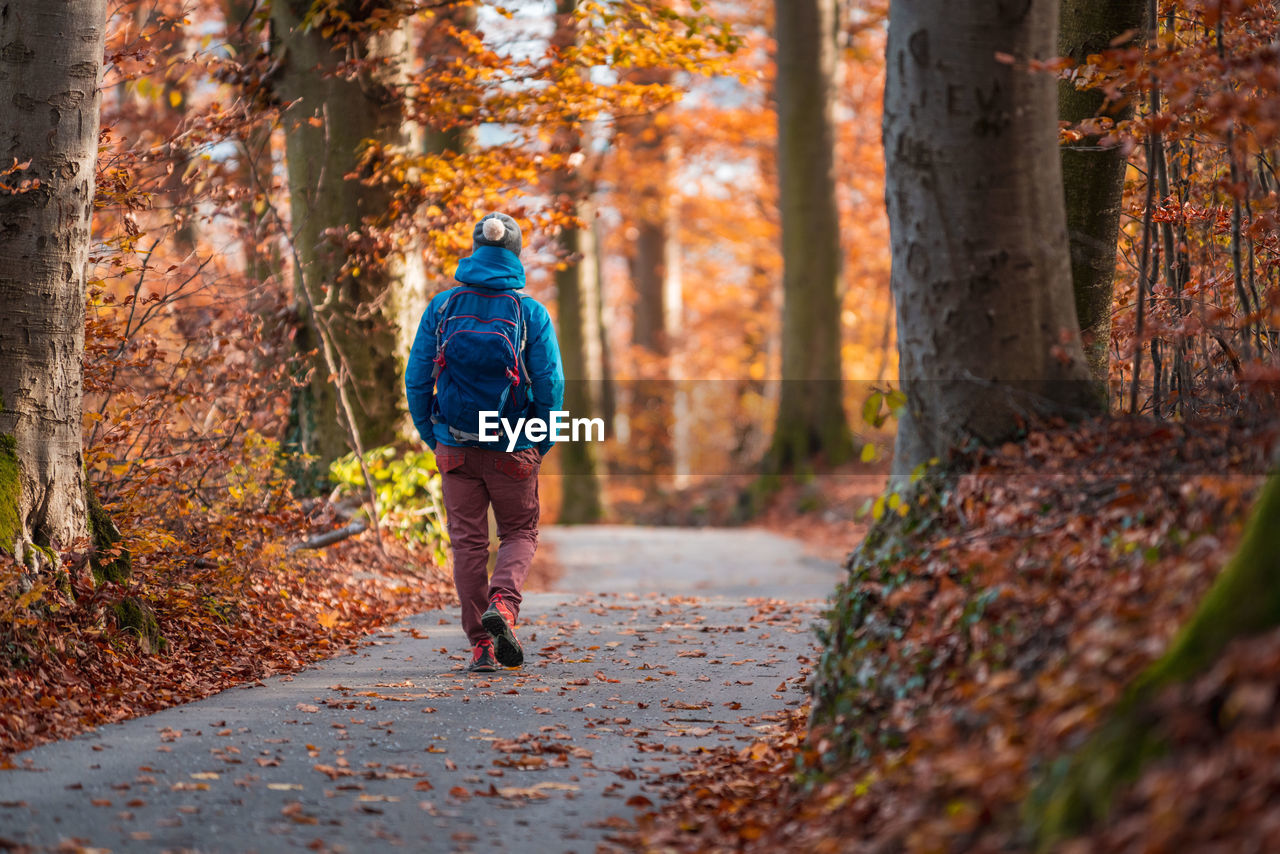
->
[473, 212, 522, 256]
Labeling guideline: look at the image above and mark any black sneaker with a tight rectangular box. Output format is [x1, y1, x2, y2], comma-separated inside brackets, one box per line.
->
[466, 638, 497, 673]
[481, 594, 524, 668]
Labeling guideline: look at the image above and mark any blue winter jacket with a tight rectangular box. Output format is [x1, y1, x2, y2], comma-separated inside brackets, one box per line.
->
[405, 245, 565, 455]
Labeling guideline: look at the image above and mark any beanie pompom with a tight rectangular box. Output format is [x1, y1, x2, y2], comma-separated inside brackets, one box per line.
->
[482, 218, 506, 242]
[472, 212, 522, 255]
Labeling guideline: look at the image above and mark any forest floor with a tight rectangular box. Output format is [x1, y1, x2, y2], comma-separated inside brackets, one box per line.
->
[0, 535, 458, 764]
[623, 415, 1280, 852]
[0, 527, 838, 853]
[4, 416, 1278, 852]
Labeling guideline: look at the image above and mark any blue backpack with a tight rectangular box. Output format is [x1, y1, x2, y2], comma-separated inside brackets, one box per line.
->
[430, 287, 531, 443]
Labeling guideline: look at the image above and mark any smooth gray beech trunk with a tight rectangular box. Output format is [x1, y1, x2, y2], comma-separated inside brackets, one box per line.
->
[0, 0, 108, 565]
[271, 0, 410, 469]
[884, 0, 1102, 475]
[767, 0, 851, 472]
[1060, 0, 1145, 388]
[551, 0, 605, 523]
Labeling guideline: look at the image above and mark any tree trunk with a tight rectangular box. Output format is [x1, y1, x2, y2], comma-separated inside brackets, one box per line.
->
[159, 19, 199, 258]
[592, 216, 616, 428]
[0, 0, 108, 568]
[619, 66, 681, 476]
[221, 0, 276, 289]
[884, 0, 1102, 476]
[551, 0, 605, 523]
[627, 67, 678, 357]
[1059, 0, 1145, 389]
[393, 6, 477, 400]
[766, 0, 851, 473]
[271, 0, 409, 469]
[556, 206, 607, 523]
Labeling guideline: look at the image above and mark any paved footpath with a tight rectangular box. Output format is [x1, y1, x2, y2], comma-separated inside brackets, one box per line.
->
[0, 527, 840, 853]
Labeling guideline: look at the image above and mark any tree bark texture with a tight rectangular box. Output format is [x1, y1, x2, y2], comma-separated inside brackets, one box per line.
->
[884, 0, 1102, 475]
[767, 0, 850, 472]
[0, 0, 108, 564]
[271, 0, 409, 469]
[1059, 0, 1145, 388]
[551, 0, 604, 522]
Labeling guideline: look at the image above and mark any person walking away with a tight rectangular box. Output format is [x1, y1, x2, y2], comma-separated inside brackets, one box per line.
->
[405, 213, 564, 672]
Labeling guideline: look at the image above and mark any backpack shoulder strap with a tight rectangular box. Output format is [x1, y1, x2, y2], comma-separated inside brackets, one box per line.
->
[431, 291, 456, 382]
[514, 293, 533, 385]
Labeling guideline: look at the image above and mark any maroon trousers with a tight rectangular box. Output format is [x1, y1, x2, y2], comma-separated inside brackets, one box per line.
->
[436, 445, 542, 646]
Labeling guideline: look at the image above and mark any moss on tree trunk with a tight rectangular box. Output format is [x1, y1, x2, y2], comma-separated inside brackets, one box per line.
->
[87, 483, 131, 585]
[112, 597, 162, 655]
[0, 434, 20, 557]
[1028, 474, 1280, 846]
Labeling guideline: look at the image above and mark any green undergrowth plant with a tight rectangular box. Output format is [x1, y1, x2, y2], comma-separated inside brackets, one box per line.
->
[805, 458, 1010, 778]
[329, 445, 448, 566]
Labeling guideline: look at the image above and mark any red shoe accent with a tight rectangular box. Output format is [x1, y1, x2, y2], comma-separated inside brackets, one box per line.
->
[466, 638, 497, 672]
[481, 594, 524, 668]
[489, 593, 516, 627]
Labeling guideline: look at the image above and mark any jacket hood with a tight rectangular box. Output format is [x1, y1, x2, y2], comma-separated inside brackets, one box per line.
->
[453, 245, 526, 290]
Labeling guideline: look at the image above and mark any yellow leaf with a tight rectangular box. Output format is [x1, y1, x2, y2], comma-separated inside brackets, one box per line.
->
[168, 90, 182, 108]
